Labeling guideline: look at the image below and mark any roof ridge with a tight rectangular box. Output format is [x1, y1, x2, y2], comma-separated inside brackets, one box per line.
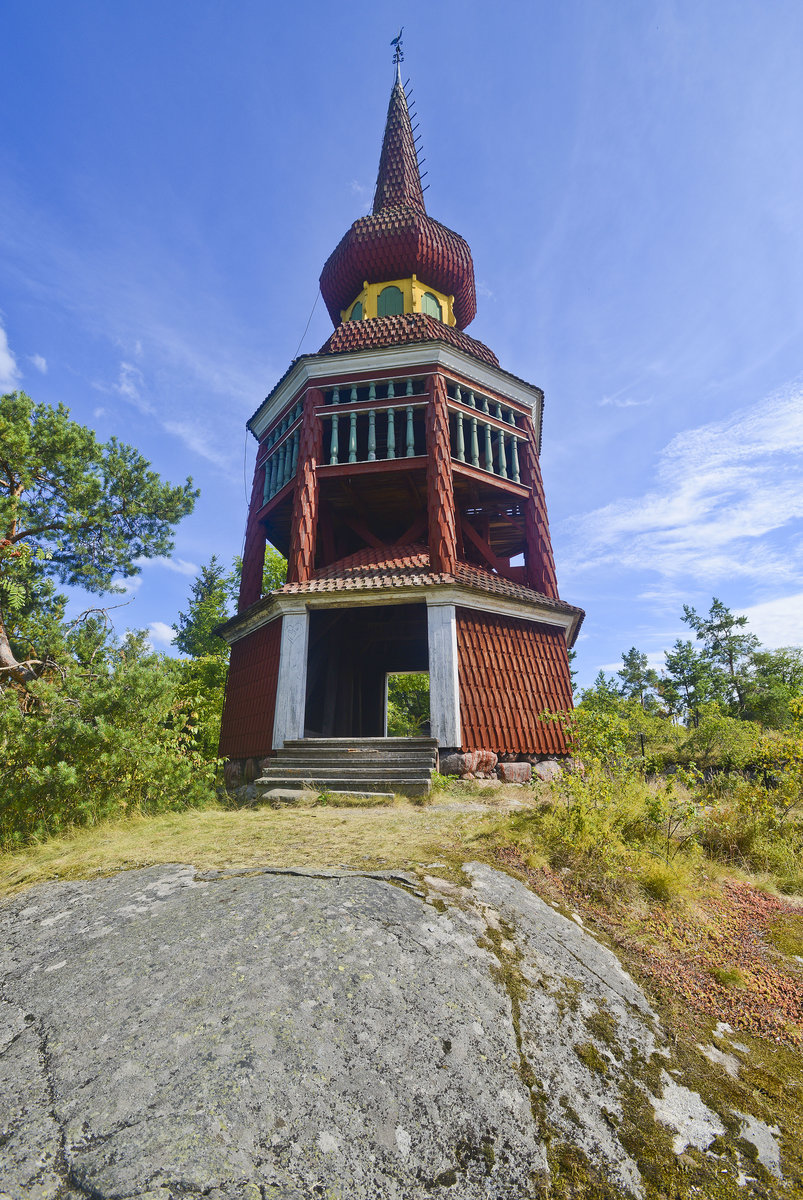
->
[372, 78, 425, 214]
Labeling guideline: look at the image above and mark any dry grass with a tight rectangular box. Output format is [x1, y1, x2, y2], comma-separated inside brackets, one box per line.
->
[0, 797, 507, 898]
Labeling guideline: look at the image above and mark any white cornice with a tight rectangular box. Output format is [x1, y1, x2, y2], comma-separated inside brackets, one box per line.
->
[248, 342, 544, 446]
[219, 583, 581, 647]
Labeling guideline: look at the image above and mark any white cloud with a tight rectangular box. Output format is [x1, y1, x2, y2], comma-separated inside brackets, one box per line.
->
[162, 418, 235, 471]
[562, 379, 803, 586]
[147, 620, 176, 649]
[115, 361, 152, 413]
[93, 406, 106, 418]
[134, 555, 199, 577]
[599, 394, 652, 408]
[28, 353, 47, 374]
[738, 593, 803, 648]
[0, 321, 21, 390]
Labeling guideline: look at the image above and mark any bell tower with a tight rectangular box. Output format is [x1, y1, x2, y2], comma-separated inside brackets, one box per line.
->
[218, 66, 583, 779]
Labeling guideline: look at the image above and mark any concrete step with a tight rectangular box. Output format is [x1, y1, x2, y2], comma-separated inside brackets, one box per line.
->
[261, 765, 434, 780]
[254, 775, 431, 797]
[283, 738, 438, 750]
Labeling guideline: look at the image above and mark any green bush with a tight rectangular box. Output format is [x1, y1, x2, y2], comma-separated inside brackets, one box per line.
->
[0, 633, 217, 847]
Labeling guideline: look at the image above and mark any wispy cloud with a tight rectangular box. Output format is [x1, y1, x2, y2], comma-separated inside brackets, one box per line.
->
[28, 353, 47, 374]
[147, 620, 176, 649]
[162, 419, 236, 471]
[0, 321, 21, 391]
[562, 378, 803, 586]
[599, 393, 652, 409]
[135, 555, 199, 577]
[738, 593, 803, 648]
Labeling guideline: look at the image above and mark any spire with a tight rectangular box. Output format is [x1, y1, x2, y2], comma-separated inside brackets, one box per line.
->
[372, 78, 425, 214]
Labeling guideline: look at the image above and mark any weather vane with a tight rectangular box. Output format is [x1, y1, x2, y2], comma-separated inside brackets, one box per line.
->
[391, 27, 404, 69]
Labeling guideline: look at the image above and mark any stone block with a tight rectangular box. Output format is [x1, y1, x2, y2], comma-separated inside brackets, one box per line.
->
[439, 749, 498, 778]
[496, 762, 532, 785]
[533, 759, 563, 783]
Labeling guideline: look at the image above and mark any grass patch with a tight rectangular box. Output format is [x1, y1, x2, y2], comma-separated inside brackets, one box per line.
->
[0, 797, 502, 898]
[767, 912, 803, 958]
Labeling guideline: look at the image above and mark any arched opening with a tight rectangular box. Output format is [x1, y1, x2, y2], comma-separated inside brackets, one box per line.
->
[377, 285, 404, 317]
[421, 291, 442, 320]
[349, 300, 363, 321]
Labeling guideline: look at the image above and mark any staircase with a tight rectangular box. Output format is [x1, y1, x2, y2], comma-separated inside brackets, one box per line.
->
[253, 737, 438, 798]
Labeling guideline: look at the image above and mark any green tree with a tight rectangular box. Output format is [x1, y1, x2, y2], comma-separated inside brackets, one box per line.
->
[682, 597, 759, 714]
[173, 555, 231, 659]
[662, 638, 717, 727]
[744, 647, 803, 729]
[617, 647, 660, 709]
[0, 393, 197, 684]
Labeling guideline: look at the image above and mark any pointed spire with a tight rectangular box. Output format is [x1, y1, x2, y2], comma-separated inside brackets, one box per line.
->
[372, 78, 425, 214]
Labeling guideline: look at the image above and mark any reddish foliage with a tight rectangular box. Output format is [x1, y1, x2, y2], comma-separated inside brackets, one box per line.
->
[493, 845, 803, 1047]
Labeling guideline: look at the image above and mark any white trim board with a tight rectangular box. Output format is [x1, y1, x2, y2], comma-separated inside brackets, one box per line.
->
[220, 583, 581, 647]
[248, 343, 544, 449]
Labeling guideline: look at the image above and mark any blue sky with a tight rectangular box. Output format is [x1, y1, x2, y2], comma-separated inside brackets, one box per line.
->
[2, 1, 802, 689]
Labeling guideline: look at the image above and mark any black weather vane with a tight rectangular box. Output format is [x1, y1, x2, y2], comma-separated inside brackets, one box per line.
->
[391, 27, 404, 69]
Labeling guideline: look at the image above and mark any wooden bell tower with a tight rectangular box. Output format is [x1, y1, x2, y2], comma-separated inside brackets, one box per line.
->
[218, 67, 583, 770]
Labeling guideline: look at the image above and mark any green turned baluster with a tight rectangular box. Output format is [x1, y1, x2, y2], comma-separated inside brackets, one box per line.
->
[269, 450, 278, 497]
[387, 408, 396, 459]
[405, 377, 414, 396]
[498, 430, 508, 479]
[484, 422, 494, 472]
[511, 435, 521, 483]
[406, 406, 415, 456]
[348, 412, 358, 463]
[455, 384, 462, 405]
[367, 409, 376, 460]
[481, 395, 489, 415]
[456, 410, 466, 462]
[508, 407, 517, 428]
[350, 386, 358, 405]
[263, 460, 270, 505]
[331, 386, 340, 406]
[369, 381, 376, 403]
[330, 414, 339, 465]
[470, 412, 479, 468]
[276, 443, 286, 490]
[291, 429, 299, 475]
[495, 402, 503, 422]
[386, 379, 395, 399]
[467, 390, 476, 408]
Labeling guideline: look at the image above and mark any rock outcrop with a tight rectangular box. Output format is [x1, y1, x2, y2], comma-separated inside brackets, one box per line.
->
[0, 863, 789, 1198]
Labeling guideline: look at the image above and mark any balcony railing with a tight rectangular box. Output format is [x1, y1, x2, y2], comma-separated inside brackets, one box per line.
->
[262, 401, 302, 503]
[319, 378, 428, 466]
[445, 383, 526, 484]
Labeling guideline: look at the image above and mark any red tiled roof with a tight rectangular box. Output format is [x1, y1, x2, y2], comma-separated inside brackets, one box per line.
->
[373, 78, 425, 213]
[319, 313, 498, 368]
[319, 77, 477, 331]
[278, 543, 584, 628]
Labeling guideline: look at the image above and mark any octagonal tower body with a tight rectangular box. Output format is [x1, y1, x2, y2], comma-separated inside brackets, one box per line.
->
[218, 75, 583, 764]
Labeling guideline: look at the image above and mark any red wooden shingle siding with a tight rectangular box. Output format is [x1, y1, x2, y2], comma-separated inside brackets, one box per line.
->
[218, 618, 282, 759]
[456, 608, 573, 755]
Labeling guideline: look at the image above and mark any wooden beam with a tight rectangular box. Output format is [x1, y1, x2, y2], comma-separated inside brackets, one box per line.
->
[460, 516, 506, 573]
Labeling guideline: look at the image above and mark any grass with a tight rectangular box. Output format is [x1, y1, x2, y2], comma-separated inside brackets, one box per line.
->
[0, 794, 509, 898]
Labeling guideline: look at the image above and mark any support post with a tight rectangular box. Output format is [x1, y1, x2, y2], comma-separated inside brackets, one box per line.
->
[425, 373, 458, 574]
[521, 421, 560, 599]
[427, 602, 461, 748]
[287, 389, 324, 585]
[272, 608, 309, 748]
[238, 454, 268, 612]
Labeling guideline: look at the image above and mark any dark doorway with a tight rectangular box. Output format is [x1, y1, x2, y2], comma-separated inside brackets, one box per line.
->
[305, 603, 428, 737]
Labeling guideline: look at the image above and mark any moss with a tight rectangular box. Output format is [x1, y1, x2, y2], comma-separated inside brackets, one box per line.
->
[767, 911, 803, 958]
[585, 1005, 619, 1053]
[708, 965, 747, 989]
[573, 1041, 608, 1076]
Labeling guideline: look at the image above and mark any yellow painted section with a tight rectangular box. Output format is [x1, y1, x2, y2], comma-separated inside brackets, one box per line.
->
[341, 276, 455, 326]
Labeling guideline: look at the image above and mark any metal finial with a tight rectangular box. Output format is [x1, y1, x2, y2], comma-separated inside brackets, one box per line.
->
[391, 27, 404, 75]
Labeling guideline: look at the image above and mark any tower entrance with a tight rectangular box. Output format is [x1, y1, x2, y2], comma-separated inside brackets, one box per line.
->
[304, 603, 428, 738]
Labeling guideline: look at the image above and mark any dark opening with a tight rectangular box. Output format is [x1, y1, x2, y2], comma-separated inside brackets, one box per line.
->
[305, 603, 428, 737]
